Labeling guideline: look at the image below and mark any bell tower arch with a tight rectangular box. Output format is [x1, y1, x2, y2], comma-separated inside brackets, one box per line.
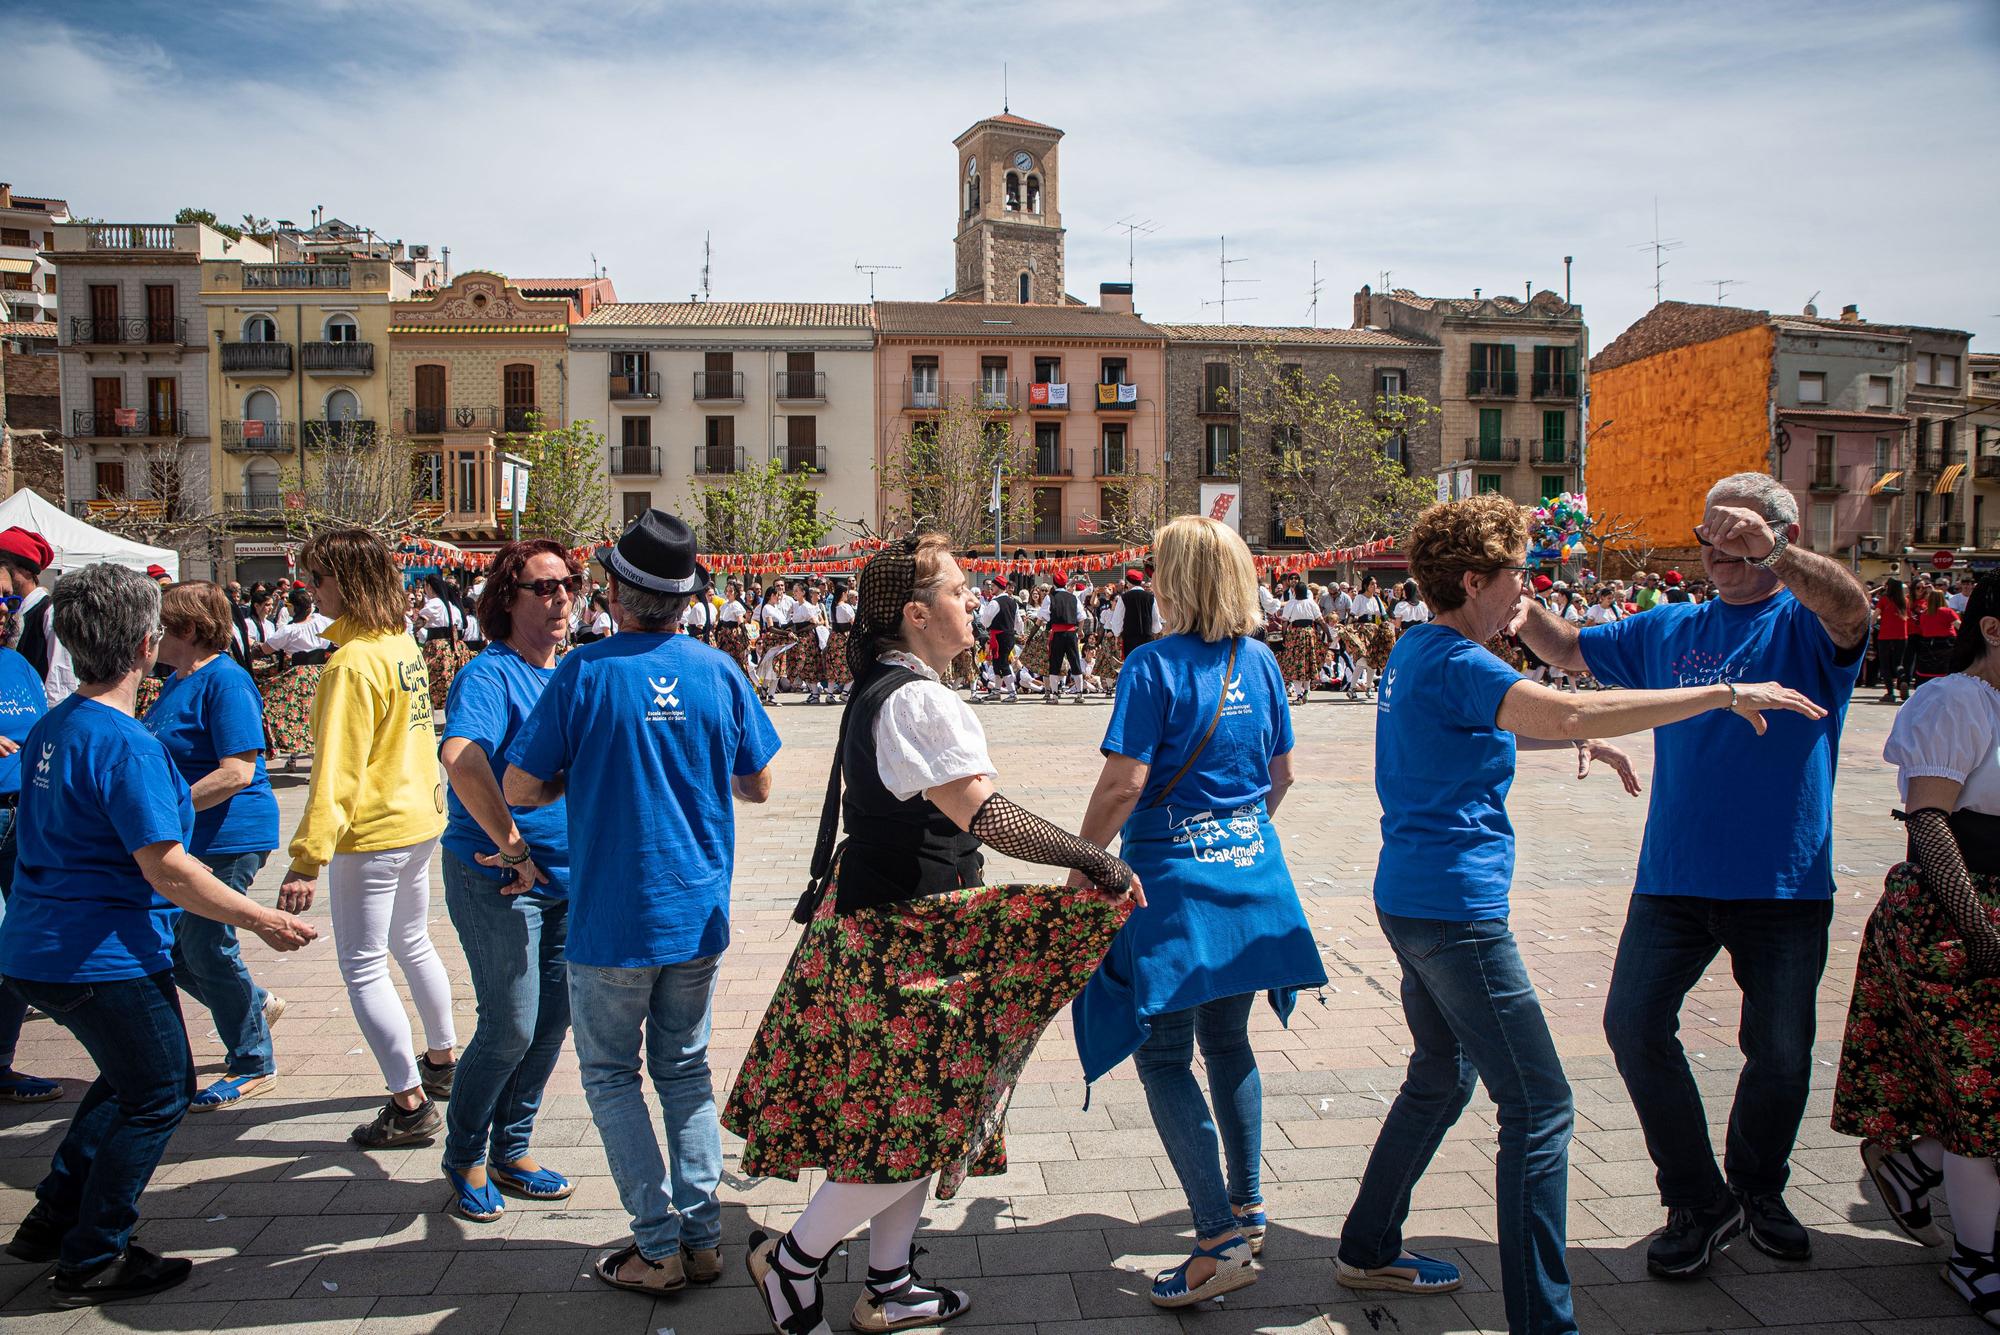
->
[951, 113, 1065, 304]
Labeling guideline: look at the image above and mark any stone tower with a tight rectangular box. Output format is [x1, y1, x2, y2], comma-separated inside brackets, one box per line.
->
[951, 113, 1065, 304]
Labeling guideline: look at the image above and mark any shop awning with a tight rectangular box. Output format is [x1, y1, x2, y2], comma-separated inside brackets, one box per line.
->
[0, 257, 35, 274]
[1935, 462, 1966, 494]
[1869, 469, 1902, 495]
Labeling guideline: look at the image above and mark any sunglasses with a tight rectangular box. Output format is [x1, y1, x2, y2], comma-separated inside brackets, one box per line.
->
[1691, 528, 1750, 563]
[522, 575, 585, 598]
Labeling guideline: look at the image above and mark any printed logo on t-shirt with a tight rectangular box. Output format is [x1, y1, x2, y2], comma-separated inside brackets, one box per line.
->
[1671, 646, 1752, 689]
[1377, 666, 1396, 712]
[31, 741, 52, 789]
[398, 659, 434, 732]
[1169, 806, 1265, 868]
[646, 675, 686, 723]
[1221, 673, 1253, 719]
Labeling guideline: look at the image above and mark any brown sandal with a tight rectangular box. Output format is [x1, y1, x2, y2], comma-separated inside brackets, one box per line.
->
[592, 1243, 685, 1294]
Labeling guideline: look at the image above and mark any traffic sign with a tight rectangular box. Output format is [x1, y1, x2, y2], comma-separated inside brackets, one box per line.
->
[1933, 549, 1955, 571]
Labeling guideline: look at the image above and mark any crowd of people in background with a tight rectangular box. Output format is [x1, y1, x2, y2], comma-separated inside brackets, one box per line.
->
[0, 485, 1994, 1330]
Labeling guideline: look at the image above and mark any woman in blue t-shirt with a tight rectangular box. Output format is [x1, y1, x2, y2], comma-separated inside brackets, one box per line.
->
[0, 642, 56, 1104]
[1069, 516, 1328, 1310]
[436, 540, 580, 1223]
[151, 582, 285, 1110]
[1344, 496, 1826, 1335]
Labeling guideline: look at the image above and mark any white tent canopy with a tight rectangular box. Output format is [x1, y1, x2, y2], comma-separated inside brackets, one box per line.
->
[0, 489, 181, 580]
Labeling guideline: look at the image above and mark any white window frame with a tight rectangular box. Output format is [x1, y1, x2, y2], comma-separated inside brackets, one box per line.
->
[242, 314, 278, 343]
[323, 313, 359, 343]
[1797, 371, 1826, 404]
[1812, 501, 1836, 552]
[1867, 375, 1891, 407]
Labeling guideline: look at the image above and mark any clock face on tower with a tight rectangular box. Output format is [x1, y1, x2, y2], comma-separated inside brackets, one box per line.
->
[1012, 151, 1034, 171]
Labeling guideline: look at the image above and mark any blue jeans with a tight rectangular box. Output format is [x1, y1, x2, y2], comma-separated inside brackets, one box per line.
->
[1134, 992, 1262, 1239]
[569, 954, 723, 1261]
[1603, 893, 1833, 1207]
[172, 850, 274, 1078]
[1341, 913, 1575, 1335]
[441, 850, 571, 1170]
[0, 808, 26, 1069]
[4, 969, 194, 1275]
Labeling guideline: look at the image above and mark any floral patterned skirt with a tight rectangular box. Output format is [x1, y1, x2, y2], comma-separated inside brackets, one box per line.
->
[1020, 626, 1049, 676]
[1831, 863, 2000, 1157]
[823, 633, 853, 688]
[949, 648, 977, 690]
[789, 632, 827, 684]
[135, 675, 162, 719]
[423, 639, 469, 712]
[1277, 625, 1325, 685]
[261, 664, 321, 755]
[1095, 633, 1125, 685]
[722, 875, 1131, 1197]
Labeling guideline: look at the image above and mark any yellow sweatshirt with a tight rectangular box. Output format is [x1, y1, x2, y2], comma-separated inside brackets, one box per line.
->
[286, 618, 446, 878]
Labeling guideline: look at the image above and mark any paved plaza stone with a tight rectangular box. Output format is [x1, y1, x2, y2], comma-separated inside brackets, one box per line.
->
[0, 689, 1980, 1333]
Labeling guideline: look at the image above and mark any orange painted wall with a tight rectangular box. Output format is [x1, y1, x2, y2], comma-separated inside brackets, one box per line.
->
[1586, 324, 1774, 548]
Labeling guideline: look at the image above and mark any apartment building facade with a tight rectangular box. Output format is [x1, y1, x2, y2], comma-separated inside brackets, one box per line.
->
[568, 302, 877, 534]
[1971, 353, 2000, 561]
[1355, 286, 1588, 509]
[1156, 323, 1442, 552]
[0, 184, 69, 326]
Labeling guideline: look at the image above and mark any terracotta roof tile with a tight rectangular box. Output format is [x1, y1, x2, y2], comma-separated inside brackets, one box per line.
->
[578, 302, 875, 329]
[987, 113, 1059, 131]
[875, 301, 1159, 339]
[0, 321, 57, 340]
[1155, 322, 1435, 349]
[1590, 301, 1771, 374]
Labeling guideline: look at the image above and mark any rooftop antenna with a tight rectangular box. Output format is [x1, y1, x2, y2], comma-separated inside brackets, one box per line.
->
[1198, 235, 1258, 325]
[1106, 217, 1157, 287]
[855, 262, 901, 301]
[1378, 269, 1392, 293]
[1308, 260, 1325, 328]
[700, 231, 711, 302]
[1708, 278, 1741, 303]
[1002, 62, 1008, 114]
[1630, 197, 1683, 306]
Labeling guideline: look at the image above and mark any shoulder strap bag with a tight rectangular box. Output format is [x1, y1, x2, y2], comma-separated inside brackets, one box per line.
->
[1147, 637, 1239, 810]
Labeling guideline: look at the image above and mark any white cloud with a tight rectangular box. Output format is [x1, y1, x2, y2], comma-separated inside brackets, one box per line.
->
[9, 0, 1998, 347]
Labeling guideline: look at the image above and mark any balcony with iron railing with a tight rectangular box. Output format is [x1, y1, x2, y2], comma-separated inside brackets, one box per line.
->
[71, 409, 189, 439]
[1920, 521, 1968, 546]
[220, 341, 293, 374]
[1467, 370, 1519, 397]
[974, 379, 1018, 411]
[1033, 447, 1074, 479]
[1093, 446, 1135, 477]
[1985, 527, 2000, 550]
[610, 446, 661, 476]
[1809, 463, 1846, 493]
[67, 316, 188, 346]
[694, 445, 745, 475]
[693, 371, 745, 403]
[503, 405, 539, 433]
[1464, 436, 1523, 462]
[405, 406, 499, 434]
[1871, 465, 1905, 494]
[304, 419, 378, 450]
[224, 492, 287, 514]
[1977, 454, 2000, 480]
[903, 377, 948, 411]
[220, 419, 296, 451]
[1912, 445, 1945, 475]
[610, 370, 662, 401]
[243, 264, 351, 290]
[1023, 380, 1069, 411]
[776, 371, 827, 402]
[301, 341, 375, 375]
[1531, 438, 1575, 465]
[68, 497, 170, 520]
[1197, 385, 1237, 415]
[1093, 381, 1139, 411]
[1531, 371, 1580, 400]
[783, 444, 827, 474]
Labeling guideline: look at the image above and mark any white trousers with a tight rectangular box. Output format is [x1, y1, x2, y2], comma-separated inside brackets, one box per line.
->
[327, 838, 456, 1095]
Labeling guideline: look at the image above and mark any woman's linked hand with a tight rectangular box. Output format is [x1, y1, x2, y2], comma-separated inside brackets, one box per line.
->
[1577, 740, 1642, 796]
[277, 874, 316, 914]
[254, 910, 317, 953]
[474, 848, 549, 894]
[1727, 682, 1828, 735]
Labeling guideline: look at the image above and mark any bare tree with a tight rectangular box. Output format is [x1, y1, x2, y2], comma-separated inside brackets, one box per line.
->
[1079, 471, 1167, 547]
[84, 441, 227, 570]
[515, 413, 613, 549]
[880, 391, 1037, 547]
[271, 426, 443, 546]
[1232, 344, 1439, 553]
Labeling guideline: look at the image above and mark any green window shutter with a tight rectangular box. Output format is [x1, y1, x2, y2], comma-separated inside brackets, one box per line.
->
[1541, 475, 1564, 500]
[1501, 344, 1516, 373]
[1477, 474, 1503, 495]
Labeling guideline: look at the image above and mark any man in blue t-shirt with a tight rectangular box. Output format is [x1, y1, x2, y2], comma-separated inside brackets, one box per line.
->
[1516, 471, 1871, 1278]
[505, 511, 778, 1292]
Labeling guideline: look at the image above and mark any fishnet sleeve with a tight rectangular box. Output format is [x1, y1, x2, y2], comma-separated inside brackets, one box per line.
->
[1905, 807, 2000, 975]
[970, 793, 1133, 895]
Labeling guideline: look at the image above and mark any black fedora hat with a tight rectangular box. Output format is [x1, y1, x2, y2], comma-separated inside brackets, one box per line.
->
[598, 509, 711, 596]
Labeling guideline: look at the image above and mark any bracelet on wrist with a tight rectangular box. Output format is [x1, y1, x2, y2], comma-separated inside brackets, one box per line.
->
[1726, 681, 1739, 710]
[497, 848, 530, 866]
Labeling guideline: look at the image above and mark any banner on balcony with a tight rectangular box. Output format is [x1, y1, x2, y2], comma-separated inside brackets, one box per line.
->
[1047, 382, 1068, 405]
[1076, 514, 1099, 534]
[1029, 383, 1049, 407]
[242, 419, 265, 439]
[1096, 384, 1118, 405]
[113, 407, 139, 428]
[1199, 482, 1241, 533]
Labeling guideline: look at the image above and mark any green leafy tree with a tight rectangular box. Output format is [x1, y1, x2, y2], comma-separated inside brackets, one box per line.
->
[879, 391, 1037, 547]
[515, 414, 612, 548]
[174, 207, 242, 241]
[689, 459, 833, 555]
[1233, 344, 1439, 552]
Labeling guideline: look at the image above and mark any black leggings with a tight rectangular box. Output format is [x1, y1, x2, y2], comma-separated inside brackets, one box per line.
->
[1048, 630, 1084, 677]
[1877, 638, 1912, 693]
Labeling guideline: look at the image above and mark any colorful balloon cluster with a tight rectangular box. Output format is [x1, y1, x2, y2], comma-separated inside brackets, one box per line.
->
[1530, 491, 1592, 566]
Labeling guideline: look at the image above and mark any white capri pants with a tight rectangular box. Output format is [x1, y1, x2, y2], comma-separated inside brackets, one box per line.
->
[327, 837, 456, 1094]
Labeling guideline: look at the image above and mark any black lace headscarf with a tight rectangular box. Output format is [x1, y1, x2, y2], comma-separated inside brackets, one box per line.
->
[846, 535, 938, 681]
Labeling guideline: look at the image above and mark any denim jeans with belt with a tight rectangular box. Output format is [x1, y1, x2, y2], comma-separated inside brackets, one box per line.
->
[440, 850, 571, 1171]
[1340, 912, 1576, 1335]
[172, 850, 274, 1078]
[1134, 991, 1262, 1239]
[1603, 893, 1833, 1207]
[568, 954, 723, 1262]
[4, 969, 194, 1275]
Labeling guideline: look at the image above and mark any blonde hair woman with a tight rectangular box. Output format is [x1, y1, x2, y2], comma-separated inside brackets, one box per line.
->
[1069, 516, 1328, 1308]
[278, 529, 457, 1150]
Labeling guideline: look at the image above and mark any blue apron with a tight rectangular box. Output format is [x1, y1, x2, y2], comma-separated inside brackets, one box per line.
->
[1071, 797, 1328, 1084]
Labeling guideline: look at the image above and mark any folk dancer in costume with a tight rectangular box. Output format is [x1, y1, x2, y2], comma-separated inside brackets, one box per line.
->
[1833, 574, 2000, 1326]
[251, 587, 335, 767]
[823, 587, 857, 703]
[723, 534, 1139, 1335]
[715, 582, 752, 677]
[788, 590, 831, 704]
[1020, 584, 1052, 689]
[1277, 582, 1327, 704]
[1043, 573, 1089, 703]
[1099, 568, 1164, 695]
[419, 575, 470, 712]
[754, 586, 795, 706]
[680, 587, 714, 644]
[976, 576, 1026, 702]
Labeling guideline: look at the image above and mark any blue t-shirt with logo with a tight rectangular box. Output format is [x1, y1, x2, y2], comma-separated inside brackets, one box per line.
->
[508, 632, 780, 968]
[0, 648, 48, 796]
[1101, 633, 1293, 810]
[0, 696, 194, 982]
[145, 655, 279, 858]
[1373, 623, 1526, 921]
[1580, 589, 1862, 901]
[443, 643, 569, 899]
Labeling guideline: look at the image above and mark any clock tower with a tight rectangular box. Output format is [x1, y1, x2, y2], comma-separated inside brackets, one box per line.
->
[951, 113, 1065, 304]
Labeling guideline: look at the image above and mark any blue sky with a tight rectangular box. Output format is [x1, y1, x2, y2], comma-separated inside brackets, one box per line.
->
[9, 0, 1999, 349]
